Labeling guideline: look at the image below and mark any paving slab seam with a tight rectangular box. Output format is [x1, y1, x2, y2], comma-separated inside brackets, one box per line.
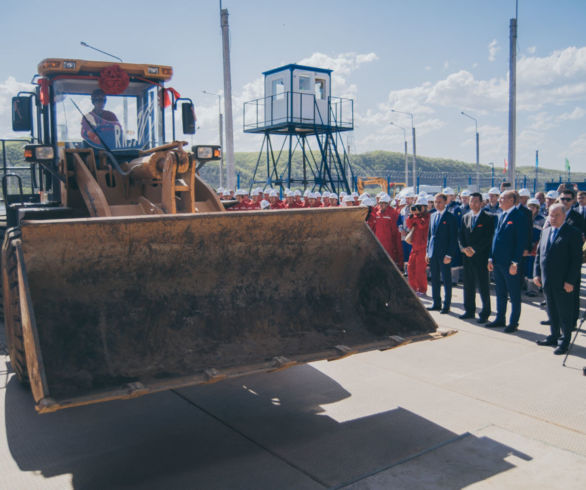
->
[358, 359, 586, 439]
[170, 389, 329, 488]
[329, 432, 471, 489]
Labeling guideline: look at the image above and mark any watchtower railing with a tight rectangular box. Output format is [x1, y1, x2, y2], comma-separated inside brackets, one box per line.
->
[243, 91, 353, 132]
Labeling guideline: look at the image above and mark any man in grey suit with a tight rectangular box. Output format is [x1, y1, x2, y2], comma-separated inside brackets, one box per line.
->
[534, 204, 583, 355]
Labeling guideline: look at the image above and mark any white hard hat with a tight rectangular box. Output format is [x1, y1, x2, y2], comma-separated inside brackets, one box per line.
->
[488, 187, 500, 195]
[343, 195, 354, 202]
[461, 189, 471, 197]
[285, 190, 293, 197]
[235, 189, 247, 196]
[303, 189, 311, 197]
[269, 190, 279, 198]
[330, 193, 338, 200]
[399, 198, 407, 205]
[359, 192, 370, 200]
[217, 187, 224, 193]
[379, 194, 391, 203]
[351, 192, 359, 198]
[362, 198, 377, 207]
[322, 192, 330, 198]
[518, 188, 531, 197]
[418, 191, 426, 197]
[482, 193, 489, 201]
[404, 190, 416, 198]
[376, 192, 384, 198]
[416, 197, 428, 206]
[442, 187, 455, 195]
[527, 198, 540, 206]
[314, 191, 321, 198]
[340, 191, 347, 198]
[251, 188, 262, 196]
[294, 190, 301, 197]
[427, 194, 434, 202]
[260, 199, 270, 209]
[546, 190, 559, 199]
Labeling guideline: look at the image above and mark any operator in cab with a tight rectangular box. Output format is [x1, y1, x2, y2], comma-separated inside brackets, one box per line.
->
[81, 89, 122, 148]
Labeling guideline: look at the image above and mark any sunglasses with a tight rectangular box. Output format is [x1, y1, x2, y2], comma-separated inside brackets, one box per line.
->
[560, 197, 573, 201]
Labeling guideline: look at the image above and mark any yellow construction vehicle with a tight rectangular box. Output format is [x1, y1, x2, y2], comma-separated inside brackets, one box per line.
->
[2, 59, 439, 413]
[356, 177, 405, 197]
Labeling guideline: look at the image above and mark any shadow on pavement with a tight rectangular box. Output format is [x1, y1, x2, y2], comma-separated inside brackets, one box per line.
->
[4, 363, 532, 489]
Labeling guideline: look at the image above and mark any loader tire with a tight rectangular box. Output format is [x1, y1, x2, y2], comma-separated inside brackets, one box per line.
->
[2, 229, 28, 385]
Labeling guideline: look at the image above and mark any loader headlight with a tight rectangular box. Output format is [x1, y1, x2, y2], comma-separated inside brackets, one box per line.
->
[192, 145, 221, 161]
[24, 145, 54, 162]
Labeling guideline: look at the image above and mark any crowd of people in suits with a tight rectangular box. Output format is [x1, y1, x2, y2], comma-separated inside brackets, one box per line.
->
[215, 183, 585, 355]
[396, 184, 585, 356]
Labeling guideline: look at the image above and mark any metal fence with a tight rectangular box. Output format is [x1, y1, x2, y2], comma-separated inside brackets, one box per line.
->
[353, 170, 583, 194]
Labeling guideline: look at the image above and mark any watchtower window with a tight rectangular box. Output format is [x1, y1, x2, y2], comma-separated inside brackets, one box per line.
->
[315, 79, 325, 100]
[272, 79, 285, 101]
[298, 76, 311, 92]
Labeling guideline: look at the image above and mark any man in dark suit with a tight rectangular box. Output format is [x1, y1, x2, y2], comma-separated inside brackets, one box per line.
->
[561, 188, 586, 236]
[487, 190, 529, 332]
[426, 193, 458, 313]
[458, 192, 495, 322]
[559, 188, 586, 329]
[534, 204, 583, 355]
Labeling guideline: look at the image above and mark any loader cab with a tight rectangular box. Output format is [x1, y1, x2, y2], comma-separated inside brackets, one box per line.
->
[5, 59, 197, 227]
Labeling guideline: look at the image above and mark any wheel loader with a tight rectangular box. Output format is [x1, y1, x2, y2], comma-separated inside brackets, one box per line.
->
[2, 58, 440, 413]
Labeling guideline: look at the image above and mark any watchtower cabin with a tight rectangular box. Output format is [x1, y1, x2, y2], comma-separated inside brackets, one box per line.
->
[243, 64, 354, 193]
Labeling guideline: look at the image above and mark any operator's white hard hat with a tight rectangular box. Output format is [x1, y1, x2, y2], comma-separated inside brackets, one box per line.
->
[518, 188, 531, 197]
[488, 187, 500, 195]
[442, 187, 455, 195]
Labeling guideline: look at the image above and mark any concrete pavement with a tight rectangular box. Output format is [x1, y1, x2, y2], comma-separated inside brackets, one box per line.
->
[1, 276, 585, 489]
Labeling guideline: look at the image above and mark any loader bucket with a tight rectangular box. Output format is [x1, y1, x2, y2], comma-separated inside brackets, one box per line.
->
[7, 207, 438, 412]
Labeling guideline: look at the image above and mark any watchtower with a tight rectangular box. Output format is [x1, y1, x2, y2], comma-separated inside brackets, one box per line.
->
[243, 64, 354, 193]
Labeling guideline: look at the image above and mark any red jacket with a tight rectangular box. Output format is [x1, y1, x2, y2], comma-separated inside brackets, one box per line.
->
[374, 206, 403, 268]
[406, 213, 430, 251]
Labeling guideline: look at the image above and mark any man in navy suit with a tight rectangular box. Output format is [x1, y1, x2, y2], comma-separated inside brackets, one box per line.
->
[426, 193, 458, 313]
[534, 204, 583, 355]
[487, 190, 529, 332]
[458, 192, 495, 322]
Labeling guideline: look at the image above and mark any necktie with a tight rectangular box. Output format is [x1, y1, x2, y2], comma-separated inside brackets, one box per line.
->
[547, 228, 558, 251]
[498, 212, 506, 230]
[472, 214, 478, 228]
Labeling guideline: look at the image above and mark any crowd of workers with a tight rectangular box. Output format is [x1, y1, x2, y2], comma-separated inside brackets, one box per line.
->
[216, 183, 585, 355]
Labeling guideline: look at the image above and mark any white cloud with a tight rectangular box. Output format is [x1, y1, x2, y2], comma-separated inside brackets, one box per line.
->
[488, 39, 499, 62]
[568, 133, 586, 158]
[557, 106, 585, 121]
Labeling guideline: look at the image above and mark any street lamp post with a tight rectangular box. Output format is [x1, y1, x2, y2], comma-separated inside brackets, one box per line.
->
[203, 90, 224, 188]
[391, 109, 416, 192]
[461, 111, 480, 190]
[390, 122, 409, 187]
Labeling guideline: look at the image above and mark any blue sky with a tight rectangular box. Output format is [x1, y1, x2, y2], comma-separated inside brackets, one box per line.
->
[1, 0, 585, 172]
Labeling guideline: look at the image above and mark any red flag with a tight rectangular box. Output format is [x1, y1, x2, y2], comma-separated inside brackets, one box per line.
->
[503, 158, 508, 174]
